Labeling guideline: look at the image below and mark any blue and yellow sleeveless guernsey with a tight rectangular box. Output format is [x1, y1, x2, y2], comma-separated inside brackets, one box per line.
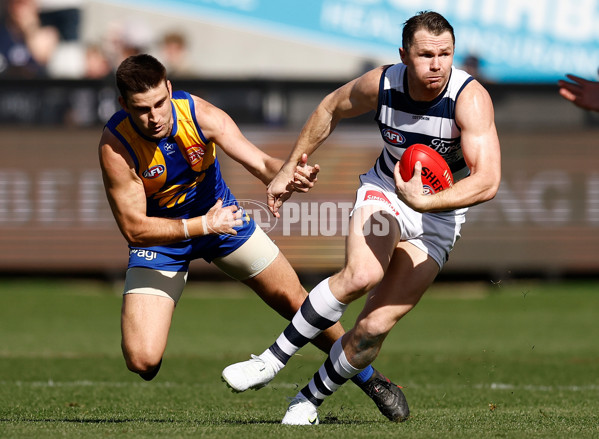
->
[105, 90, 255, 271]
[373, 64, 473, 191]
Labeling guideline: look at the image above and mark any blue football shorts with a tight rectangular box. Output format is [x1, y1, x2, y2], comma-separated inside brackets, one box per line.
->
[127, 211, 257, 272]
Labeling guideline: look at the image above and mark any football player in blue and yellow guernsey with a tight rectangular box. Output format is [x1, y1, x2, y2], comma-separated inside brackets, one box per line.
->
[98, 54, 403, 418]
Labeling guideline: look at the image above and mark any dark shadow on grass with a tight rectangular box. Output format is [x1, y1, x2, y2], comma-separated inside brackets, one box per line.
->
[221, 419, 283, 425]
[221, 417, 378, 425]
[1, 417, 382, 426]
[322, 416, 379, 425]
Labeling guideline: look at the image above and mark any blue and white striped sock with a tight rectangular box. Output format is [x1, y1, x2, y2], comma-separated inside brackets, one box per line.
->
[300, 338, 364, 406]
[267, 277, 347, 366]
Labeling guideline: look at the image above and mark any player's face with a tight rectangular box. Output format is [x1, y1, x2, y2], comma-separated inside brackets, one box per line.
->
[120, 80, 173, 140]
[400, 29, 454, 101]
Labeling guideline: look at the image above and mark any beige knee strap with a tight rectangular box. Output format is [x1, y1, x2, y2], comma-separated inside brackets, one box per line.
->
[212, 225, 279, 280]
[123, 268, 188, 304]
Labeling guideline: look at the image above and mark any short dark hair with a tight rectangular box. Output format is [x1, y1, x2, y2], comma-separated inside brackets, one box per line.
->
[116, 54, 167, 100]
[402, 11, 455, 53]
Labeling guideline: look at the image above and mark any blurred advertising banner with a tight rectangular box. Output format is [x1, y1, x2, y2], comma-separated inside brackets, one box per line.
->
[1, 126, 598, 278]
[116, 0, 599, 83]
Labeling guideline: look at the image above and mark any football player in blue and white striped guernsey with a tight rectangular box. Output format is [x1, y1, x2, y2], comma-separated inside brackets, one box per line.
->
[222, 11, 501, 425]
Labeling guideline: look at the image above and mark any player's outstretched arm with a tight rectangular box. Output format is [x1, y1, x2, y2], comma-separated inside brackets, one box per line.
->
[267, 66, 384, 216]
[190, 94, 321, 211]
[191, 94, 320, 191]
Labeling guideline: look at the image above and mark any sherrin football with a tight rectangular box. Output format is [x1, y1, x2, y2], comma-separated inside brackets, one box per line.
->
[399, 143, 453, 195]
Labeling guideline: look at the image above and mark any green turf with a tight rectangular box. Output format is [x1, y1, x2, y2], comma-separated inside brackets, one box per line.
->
[0, 278, 598, 438]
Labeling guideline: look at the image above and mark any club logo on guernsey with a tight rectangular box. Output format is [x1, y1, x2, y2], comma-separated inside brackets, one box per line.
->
[163, 143, 176, 155]
[143, 165, 165, 179]
[185, 144, 206, 166]
[364, 190, 400, 216]
[382, 128, 406, 145]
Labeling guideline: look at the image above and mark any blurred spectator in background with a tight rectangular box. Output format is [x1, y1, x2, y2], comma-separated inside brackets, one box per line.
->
[0, 0, 59, 78]
[102, 18, 153, 71]
[38, 0, 86, 78]
[84, 43, 111, 79]
[159, 31, 193, 78]
[461, 54, 486, 82]
[38, 0, 81, 41]
[558, 73, 599, 113]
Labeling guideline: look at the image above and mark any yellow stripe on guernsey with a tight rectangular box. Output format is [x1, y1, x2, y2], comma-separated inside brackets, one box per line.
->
[115, 95, 216, 211]
[172, 96, 216, 173]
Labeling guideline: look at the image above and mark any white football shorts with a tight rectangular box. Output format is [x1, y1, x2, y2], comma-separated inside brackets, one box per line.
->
[352, 168, 467, 270]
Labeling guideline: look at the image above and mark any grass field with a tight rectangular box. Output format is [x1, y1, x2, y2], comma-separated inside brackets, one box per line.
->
[0, 277, 598, 438]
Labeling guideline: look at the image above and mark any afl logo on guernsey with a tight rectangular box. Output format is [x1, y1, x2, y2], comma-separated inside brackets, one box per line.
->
[143, 165, 165, 179]
[382, 129, 405, 145]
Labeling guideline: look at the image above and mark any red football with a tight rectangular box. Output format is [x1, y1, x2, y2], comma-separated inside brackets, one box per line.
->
[399, 143, 453, 195]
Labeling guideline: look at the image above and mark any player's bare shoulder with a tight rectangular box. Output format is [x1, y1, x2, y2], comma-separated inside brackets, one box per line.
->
[190, 94, 222, 120]
[455, 79, 495, 128]
[99, 127, 120, 161]
[332, 65, 386, 116]
[459, 79, 493, 108]
[190, 93, 210, 110]
[354, 65, 388, 100]
[190, 94, 228, 139]
[359, 65, 387, 84]
[98, 128, 136, 175]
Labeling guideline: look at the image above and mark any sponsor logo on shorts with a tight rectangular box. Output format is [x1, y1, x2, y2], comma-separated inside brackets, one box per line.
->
[364, 190, 400, 216]
[382, 128, 406, 145]
[130, 249, 158, 261]
[143, 165, 165, 179]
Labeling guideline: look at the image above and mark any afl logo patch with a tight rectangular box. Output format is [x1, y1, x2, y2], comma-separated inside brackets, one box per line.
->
[382, 129, 405, 145]
[143, 164, 165, 179]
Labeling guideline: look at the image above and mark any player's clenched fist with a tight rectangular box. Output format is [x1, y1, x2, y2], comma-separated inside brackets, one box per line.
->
[267, 153, 319, 217]
[291, 153, 320, 193]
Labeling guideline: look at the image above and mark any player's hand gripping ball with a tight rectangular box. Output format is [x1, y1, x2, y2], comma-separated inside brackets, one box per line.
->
[399, 144, 453, 195]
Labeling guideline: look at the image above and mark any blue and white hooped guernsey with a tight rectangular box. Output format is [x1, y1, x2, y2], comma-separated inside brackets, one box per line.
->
[373, 64, 474, 190]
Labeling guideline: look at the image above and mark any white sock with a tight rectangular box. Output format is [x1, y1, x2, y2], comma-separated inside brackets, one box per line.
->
[259, 347, 285, 372]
